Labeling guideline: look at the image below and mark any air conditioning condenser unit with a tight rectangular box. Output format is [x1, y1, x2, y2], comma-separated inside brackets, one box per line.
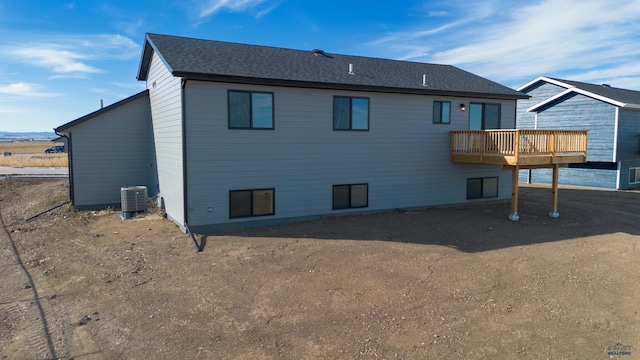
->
[121, 186, 147, 219]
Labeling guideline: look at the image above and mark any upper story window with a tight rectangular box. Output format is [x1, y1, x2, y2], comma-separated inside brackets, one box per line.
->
[469, 103, 500, 130]
[433, 101, 451, 124]
[228, 90, 274, 129]
[334, 96, 369, 130]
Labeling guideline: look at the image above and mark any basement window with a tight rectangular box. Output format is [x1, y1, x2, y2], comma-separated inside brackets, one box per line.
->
[467, 177, 498, 199]
[333, 183, 368, 210]
[229, 188, 275, 218]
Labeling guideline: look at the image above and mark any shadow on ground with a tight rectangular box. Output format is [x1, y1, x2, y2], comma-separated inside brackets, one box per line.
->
[202, 185, 640, 253]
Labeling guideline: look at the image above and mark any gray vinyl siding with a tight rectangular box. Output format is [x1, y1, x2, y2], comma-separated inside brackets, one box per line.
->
[535, 93, 616, 162]
[183, 80, 515, 230]
[516, 82, 566, 129]
[147, 51, 185, 227]
[526, 167, 618, 189]
[63, 95, 152, 206]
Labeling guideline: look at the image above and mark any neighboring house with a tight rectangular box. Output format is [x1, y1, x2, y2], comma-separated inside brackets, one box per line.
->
[55, 33, 528, 232]
[516, 76, 640, 189]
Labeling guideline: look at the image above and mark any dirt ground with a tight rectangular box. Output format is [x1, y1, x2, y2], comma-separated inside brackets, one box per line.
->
[0, 178, 638, 359]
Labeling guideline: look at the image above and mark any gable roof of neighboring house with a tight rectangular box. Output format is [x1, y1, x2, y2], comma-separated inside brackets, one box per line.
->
[137, 33, 528, 100]
[55, 90, 149, 132]
[519, 76, 640, 111]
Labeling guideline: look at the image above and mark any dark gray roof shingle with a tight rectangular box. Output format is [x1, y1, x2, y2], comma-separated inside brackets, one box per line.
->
[138, 33, 527, 100]
[550, 78, 640, 106]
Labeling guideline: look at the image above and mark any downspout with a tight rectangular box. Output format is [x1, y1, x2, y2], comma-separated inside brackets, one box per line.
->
[54, 130, 74, 204]
[181, 78, 202, 252]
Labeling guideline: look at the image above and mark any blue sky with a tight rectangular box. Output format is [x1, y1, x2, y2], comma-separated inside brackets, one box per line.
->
[1, 0, 640, 132]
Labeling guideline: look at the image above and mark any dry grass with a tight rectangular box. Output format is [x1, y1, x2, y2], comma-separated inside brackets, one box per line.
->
[0, 154, 68, 167]
[0, 141, 59, 154]
[0, 141, 67, 167]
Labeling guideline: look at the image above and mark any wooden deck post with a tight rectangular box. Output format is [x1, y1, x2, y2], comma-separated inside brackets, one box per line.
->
[508, 165, 520, 221]
[549, 163, 560, 218]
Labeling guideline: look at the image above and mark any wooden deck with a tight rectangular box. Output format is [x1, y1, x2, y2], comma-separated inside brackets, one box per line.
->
[450, 130, 588, 167]
[450, 129, 588, 220]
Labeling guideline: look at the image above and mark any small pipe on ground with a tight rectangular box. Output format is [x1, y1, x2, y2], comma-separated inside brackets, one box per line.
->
[26, 201, 70, 221]
[184, 222, 203, 252]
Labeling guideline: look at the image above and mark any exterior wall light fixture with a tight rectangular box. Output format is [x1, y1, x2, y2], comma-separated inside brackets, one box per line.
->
[460, 103, 466, 112]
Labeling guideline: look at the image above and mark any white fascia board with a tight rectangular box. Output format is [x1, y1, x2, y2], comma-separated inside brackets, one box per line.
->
[527, 87, 625, 112]
[517, 76, 573, 92]
[527, 88, 574, 112]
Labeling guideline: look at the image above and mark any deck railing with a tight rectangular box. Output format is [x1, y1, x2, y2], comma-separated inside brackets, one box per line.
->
[450, 130, 588, 164]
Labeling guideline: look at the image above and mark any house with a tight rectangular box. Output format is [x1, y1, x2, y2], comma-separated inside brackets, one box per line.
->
[516, 76, 640, 190]
[55, 33, 531, 232]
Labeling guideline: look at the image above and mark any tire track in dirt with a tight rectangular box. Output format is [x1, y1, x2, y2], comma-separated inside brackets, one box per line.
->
[0, 208, 60, 359]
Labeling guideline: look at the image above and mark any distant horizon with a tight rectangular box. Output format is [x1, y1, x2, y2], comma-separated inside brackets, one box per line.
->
[1, 131, 56, 134]
[0, 131, 57, 140]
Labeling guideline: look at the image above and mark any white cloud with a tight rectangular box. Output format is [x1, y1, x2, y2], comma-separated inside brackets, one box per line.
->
[367, 0, 640, 89]
[196, 0, 270, 18]
[8, 47, 101, 74]
[90, 87, 111, 94]
[114, 18, 145, 36]
[3, 34, 139, 76]
[363, 1, 498, 62]
[428, 11, 449, 17]
[0, 82, 62, 97]
[110, 81, 147, 89]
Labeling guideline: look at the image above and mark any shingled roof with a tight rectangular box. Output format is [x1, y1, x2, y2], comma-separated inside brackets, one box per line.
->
[137, 33, 527, 100]
[550, 78, 640, 106]
[519, 76, 640, 108]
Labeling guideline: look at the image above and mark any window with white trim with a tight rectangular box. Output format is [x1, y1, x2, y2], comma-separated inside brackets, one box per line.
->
[629, 168, 640, 184]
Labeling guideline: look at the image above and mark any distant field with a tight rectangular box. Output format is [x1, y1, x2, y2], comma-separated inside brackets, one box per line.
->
[0, 141, 68, 167]
[0, 141, 57, 154]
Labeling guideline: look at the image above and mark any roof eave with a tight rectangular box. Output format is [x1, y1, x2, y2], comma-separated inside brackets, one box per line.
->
[517, 76, 574, 92]
[137, 33, 175, 81]
[175, 72, 529, 100]
[528, 87, 626, 112]
[136, 36, 154, 81]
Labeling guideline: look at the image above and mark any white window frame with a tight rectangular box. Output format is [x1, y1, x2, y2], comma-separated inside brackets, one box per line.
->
[629, 167, 640, 184]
